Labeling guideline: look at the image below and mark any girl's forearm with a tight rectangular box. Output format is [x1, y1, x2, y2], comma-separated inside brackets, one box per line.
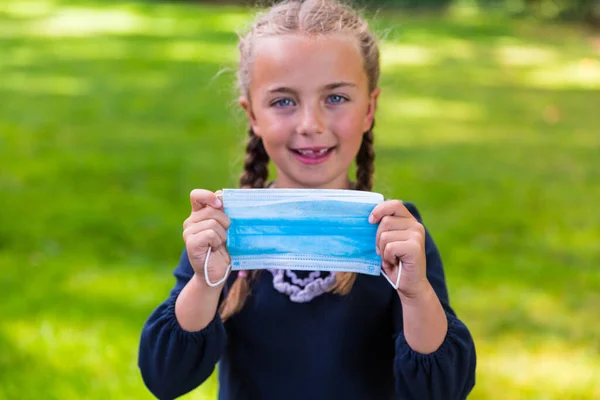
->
[175, 274, 223, 332]
[399, 283, 448, 354]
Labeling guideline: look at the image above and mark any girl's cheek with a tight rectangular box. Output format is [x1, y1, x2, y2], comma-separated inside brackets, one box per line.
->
[335, 118, 364, 140]
[264, 121, 290, 144]
[272, 118, 294, 136]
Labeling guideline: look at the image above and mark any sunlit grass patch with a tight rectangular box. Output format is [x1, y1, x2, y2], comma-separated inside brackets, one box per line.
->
[523, 58, 600, 89]
[476, 334, 600, 399]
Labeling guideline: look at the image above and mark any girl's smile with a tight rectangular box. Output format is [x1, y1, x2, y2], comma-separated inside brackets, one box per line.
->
[289, 146, 336, 165]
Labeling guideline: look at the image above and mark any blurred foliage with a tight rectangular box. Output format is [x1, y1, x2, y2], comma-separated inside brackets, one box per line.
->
[471, 0, 600, 24]
[365, 0, 600, 26]
[1, 0, 600, 399]
[189, 0, 600, 26]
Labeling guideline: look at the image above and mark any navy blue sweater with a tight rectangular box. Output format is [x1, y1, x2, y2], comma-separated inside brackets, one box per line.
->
[138, 203, 476, 400]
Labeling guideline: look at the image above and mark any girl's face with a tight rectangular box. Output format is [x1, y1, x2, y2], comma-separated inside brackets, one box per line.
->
[240, 34, 379, 189]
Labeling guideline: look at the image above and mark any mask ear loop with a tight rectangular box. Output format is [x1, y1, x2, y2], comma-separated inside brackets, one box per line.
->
[382, 260, 402, 290]
[204, 246, 232, 287]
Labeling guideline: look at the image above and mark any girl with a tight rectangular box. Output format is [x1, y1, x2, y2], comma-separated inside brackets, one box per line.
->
[138, 1, 476, 399]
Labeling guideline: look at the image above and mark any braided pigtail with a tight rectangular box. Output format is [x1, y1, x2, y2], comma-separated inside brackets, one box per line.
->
[355, 121, 375, 192]
[239, 128, 270, 189]
[220, 128, 269, 321]
[332, 121, 376, 295]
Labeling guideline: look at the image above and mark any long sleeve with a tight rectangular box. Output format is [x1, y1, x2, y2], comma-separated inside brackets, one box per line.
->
[392, 203, 477, 400]
[138, 249, 227, 400]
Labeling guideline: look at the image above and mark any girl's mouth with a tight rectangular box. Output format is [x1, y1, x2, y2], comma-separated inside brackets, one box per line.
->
[290, 146, 336, 165]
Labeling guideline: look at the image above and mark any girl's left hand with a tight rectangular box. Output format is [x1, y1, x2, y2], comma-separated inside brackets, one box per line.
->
[369, 200, 428, 299]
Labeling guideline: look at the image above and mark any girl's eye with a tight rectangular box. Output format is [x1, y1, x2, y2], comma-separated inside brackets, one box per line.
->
[272, 98, 295, 107]
[327, 95, 347, 104]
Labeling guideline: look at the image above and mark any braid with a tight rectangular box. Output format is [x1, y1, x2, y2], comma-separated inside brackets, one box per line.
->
[239, 128, 270, 189]
[219, 271, 255, 321]
[333, 120, 376, 295]
[221, 127, 269, 321]
[355, 120, 375, 192]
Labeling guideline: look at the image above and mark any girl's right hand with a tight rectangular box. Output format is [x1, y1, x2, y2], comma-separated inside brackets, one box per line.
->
[183, 189, 231, 287]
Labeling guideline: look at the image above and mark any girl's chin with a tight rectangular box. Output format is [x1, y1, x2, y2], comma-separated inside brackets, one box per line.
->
[274, 173, 351, 190]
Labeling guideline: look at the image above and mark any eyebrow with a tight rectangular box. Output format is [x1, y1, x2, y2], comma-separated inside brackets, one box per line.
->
[267, 81, 357, 94]
[324, 82, 357, 90]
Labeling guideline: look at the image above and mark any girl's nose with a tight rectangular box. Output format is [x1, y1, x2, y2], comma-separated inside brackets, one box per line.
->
[297, 104, 325, 136]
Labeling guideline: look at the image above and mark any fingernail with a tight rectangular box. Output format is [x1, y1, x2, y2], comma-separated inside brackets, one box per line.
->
[368, 214, 374, 224]
[213, 198, 222, 208]
[376, 247, 380, 255]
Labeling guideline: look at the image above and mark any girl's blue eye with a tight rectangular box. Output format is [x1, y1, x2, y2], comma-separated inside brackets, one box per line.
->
[328, 95, 347, 104]
[273, 98, 295, 107]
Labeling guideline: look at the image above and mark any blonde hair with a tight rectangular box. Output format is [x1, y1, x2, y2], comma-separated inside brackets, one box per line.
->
[219, 0, 381, 321]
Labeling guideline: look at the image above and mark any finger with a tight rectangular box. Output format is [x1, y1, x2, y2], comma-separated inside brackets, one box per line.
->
[369, 200, 413, 224]
[381, 259, 397, 278]
[183, 219, 227, 243]
[184, 207, 231, 230]
[190, 189, 222, 212]
[215, 245, 232, 264]
[378, 230, 412, 255]
[188, 229, 224, 251]
[382, 260, 395, 273]
[382, 241, 418, 267]
[375, 216, 412, 250]
[184, 208, 231, 230]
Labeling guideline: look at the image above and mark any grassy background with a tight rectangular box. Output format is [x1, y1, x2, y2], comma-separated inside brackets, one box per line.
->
[1, 0, 599, 399]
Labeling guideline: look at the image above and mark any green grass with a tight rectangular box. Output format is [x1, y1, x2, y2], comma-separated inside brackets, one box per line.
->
[1, 1, 599, 399]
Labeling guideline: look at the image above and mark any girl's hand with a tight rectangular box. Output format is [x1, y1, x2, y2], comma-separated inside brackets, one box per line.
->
[369, 200, 428, 299]
[183, 189, 231, 287]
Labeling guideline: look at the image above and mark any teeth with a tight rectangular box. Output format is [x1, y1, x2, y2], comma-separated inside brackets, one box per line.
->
[298, 148, 329, 155]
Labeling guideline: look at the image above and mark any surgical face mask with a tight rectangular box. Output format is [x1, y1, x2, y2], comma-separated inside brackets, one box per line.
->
[222, 188, 383, 276]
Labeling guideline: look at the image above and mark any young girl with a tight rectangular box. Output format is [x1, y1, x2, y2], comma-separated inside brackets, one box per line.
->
[138, 1, 476, 399]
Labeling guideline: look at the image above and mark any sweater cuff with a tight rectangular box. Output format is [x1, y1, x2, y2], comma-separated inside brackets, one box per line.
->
[395, 313, 461, 364]
[164, 291, 224, 344]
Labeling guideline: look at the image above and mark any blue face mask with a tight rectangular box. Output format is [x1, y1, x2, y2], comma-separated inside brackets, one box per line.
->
[221, 188, 384, 276]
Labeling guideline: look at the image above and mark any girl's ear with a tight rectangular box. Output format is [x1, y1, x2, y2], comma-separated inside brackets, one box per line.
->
[239, 96, 261, 137]
[363, 88, 380, 132]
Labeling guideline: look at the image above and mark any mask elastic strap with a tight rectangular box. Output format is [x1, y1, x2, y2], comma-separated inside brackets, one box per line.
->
[204, 246, 232, 287]
[382, 261, 402, 290]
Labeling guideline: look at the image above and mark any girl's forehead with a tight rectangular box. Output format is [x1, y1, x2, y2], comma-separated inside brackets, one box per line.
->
[250, 34, 367, 89]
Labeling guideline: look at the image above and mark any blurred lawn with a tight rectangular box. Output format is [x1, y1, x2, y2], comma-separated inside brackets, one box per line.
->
[1, 0, 599, 399]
